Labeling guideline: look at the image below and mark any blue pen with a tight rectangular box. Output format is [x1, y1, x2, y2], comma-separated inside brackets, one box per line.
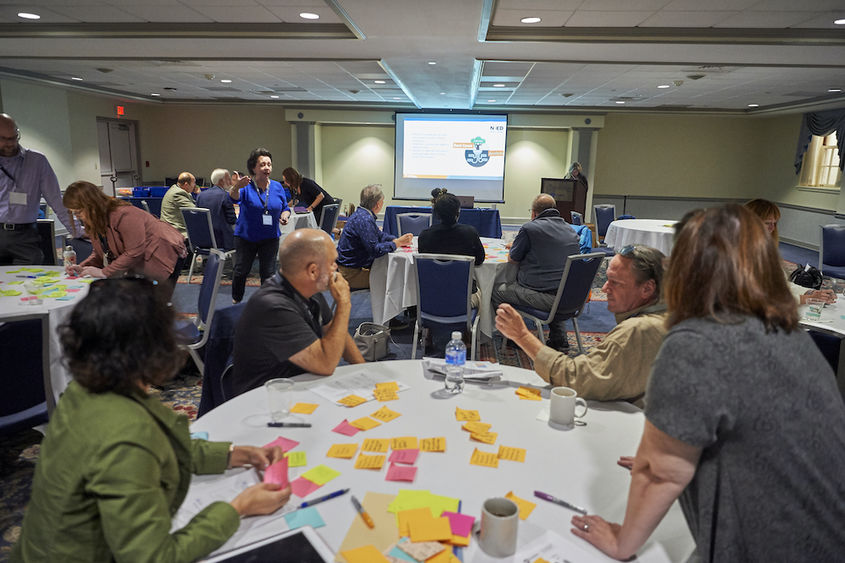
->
[297, 488, 349, 509]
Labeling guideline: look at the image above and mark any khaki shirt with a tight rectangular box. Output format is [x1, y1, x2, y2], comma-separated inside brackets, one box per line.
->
[160, 184, 195, 237]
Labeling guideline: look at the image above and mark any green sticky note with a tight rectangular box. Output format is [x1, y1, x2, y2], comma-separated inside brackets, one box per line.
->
[285, 451, 307, 467]
[7, 281, 23, 285]
[22, 268, 44, 273]
[1, 289, 22, 296]
[301, 464, 341, 486]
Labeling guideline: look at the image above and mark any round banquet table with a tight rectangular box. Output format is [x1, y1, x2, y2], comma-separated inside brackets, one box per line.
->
[603, 219, 677, 256]
[279, 211, 318, 243]
[191, 361, 694, 562]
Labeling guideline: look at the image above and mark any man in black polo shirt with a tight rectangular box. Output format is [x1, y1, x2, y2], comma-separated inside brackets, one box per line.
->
[231, 228, 364, 396]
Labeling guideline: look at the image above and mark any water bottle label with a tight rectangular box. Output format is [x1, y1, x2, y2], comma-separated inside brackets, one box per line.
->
[445, 349, 466, 365]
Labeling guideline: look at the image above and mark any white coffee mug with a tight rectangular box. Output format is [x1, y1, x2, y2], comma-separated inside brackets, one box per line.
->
[550, 386, 588, 428]
[478, 497, 519, 557]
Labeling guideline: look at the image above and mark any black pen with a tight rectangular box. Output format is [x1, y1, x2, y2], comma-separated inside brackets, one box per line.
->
[267, 422, 312, 428]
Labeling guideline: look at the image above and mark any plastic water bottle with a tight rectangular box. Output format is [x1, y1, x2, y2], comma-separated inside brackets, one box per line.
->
[63, 243, 76, 267]
[444, 331, 466, 394]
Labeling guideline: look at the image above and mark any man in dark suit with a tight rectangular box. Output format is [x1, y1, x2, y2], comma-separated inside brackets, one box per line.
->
[197, 168, 237, 250]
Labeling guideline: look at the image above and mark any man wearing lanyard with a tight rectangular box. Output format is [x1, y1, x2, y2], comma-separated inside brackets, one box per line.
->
[0, 113, 74, 265]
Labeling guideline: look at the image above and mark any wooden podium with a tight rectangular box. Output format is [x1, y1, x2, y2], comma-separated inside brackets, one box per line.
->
[540, 177, 587, 220]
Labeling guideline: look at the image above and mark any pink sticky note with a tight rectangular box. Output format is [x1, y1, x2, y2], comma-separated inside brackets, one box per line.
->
[263, 436, 300, 452]
[291, 476, 322, 498]
[66, 288, 81, 293]
[442, 511, 475, 537]
[385, 463, 417, 482]
[332, 419, 361, 436]
[263, 457, 289, 487]
[388, 449, 419, 465]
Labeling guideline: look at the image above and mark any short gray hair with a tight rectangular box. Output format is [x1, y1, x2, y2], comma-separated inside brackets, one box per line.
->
[532, 193, 556, 215]
[210, 168, 229, 186]
[360, 184, 384, 210]
[617, 244, 665, 297]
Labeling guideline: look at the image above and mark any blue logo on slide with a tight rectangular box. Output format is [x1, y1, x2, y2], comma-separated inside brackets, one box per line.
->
[465, 136, 489, 168]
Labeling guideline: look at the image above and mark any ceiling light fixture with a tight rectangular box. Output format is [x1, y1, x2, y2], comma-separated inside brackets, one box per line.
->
[493, 83, 505, 88]
[520, 17, 541, 24]
[834, 18, 845, 24]
[220, 79, 232, 83]
[487, 99, 496, 103]
[657, 84, 671, 89]
[374, 80, 386, 84]
[17, 12, 40, 20]
[270, 95, 279, 99]
[393, 97, 401, 100]
[71, 76, 83, 81]
[151, 93, 161, 97]
[300, 12, 319, 20]
[428, 61, 437, 65]
[615, 101, 625, 104]
[747, 103, 759, 108]
[828, 88, 842, 93]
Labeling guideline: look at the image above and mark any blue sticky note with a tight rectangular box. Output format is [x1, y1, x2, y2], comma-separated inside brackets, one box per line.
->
[388, 540, 418, 563]
[56, 296, 76, 301]
[190, 431, 209, 440]
[283, 506, 325, 530]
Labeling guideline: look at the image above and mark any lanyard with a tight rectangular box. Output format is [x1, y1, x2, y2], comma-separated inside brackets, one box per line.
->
[0, 164, 15, 183]
[253, 181, 269, 213]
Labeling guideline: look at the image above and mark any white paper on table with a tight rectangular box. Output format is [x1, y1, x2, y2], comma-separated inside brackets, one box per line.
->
[509, 529, 619, 563]
[308, 370, 410, 403]
[422, 357, 503, 379]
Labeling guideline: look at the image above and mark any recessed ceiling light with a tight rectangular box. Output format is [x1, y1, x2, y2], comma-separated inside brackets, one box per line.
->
[747, 103, 759, 108]
[374, 80, 386, 84]
[615, 101, 626, 104]
[220, 79, 232, 83]
[17, 12, 40, 20]
[151, 93, 161, 97]
[520, 16, 541, 24]
[393, 97, 401, 100]
[487, 99, 496, 103]
[828, 88, 842, 93]
[300, 12, 319, 20]
[493, 83, 505, 88]
[71, 76, 83, 81]
[657, 84, 671, 89]
[834, 18, 845, 25]
[428, 61, 437, 65]
[440, 92, 446, 95]
[270, 95, 279, 99]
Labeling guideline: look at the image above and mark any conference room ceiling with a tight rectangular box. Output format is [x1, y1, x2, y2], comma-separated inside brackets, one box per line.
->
[0, 0, 844, 114]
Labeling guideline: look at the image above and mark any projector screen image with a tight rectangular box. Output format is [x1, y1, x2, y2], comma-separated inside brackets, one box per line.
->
[394, 113, 507, 203]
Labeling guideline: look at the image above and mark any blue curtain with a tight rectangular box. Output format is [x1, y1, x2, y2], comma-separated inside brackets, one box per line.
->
[794, 108, 845, 174]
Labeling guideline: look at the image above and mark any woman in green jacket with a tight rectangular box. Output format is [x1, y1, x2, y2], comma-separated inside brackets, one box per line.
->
[13, 277, 291, 562]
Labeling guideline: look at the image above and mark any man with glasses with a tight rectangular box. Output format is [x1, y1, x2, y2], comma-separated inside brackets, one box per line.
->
[496, 244, 666, 406]
[0, 113, 74, 265]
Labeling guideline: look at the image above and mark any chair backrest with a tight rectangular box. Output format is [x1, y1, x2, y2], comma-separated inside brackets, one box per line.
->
[414, 254, 474, 332]
[197, 249, 225, 329]
[547, 252, 605, 320]
[318, 203, 341, 234]
[571, 211, 584, 225]
[593, 204, 616, 237]
[820, 224, 845, 268]
[397, 213, 432, 236]
[36, 219, 57, 266]
[0, 313, 51, 435]
[181, 207, 218, 250]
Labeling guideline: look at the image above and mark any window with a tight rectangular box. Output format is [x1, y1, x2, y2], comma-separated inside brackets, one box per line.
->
[799, 133, 842, 188]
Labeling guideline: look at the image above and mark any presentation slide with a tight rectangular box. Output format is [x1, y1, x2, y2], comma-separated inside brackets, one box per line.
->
[394, 113, 507, 202]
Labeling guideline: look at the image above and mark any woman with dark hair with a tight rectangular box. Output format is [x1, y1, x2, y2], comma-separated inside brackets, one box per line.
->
[566, 161, 588, 191]
[281, 166, 335, 224]
[570, 205, 845, 561]
[63, 181, 187, 298]
[228, 147, 291, 303]
[13, 278, 291, 562]
[418, 188, 485, 307]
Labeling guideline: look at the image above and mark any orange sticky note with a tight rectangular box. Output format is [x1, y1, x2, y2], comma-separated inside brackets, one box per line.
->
[409, 515, 452, 542]
[449, 534, 470, 547]
[498, 445, 526, 462]
[338, 394, 367, 407]
[375, 381, 399, 391]
[350, 417, 382, 431]
[427, 546, 459, 563]
[391, 436, 418, 450]
[420, 437, 446, 452]
[326, 443, 358, 459]
[341, 544, 390, 563]
[505, 491, 537, 520]
[373, 388, 399, 401]
[470, 431, 498, 445]
[470, 448, 499, 468]
[515, 386, 542, 401]
[361, 438, 390, 453]
[462, 421, 491, 433]
[354, 453, 386, 470]
[455, 407, 480, 421]
[290, 402, 319, 414]
[397, 507, 433, 537]
[370, 405, 401, 422]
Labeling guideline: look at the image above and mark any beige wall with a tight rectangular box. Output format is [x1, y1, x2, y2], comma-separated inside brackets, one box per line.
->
[502, 128, 569, 218]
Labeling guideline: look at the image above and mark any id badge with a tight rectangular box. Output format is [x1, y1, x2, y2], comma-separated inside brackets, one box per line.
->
[9, 192, 27, 205]
[262, 213, 273, 226]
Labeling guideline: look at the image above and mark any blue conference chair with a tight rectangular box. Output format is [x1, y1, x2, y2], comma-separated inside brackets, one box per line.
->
[197, 303, 246, 417]
[0, 314, 51, 435]
[181, 207, 234, 284]
[504, 252, 604, 355]
[819, 224, 845, 280]
[397, 213, 432, 236]
[593, 204, 616, 243]
[174, 248, 226, 373]
[318, 203, 341, 235]
[570, 211, 583, 225]
[412, 254, 479, 361]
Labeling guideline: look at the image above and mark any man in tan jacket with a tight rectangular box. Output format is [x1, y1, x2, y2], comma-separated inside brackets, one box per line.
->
[496, 245, 666, 406]
[160, 171, 197, 237]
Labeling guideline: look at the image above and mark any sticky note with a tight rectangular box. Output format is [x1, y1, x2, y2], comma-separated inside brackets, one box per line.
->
[284, 506, 325, 530]
[370, 405, 401, 422]
[332, 419, 361, 436]
[373, 388, 399, 401]
[362, 438, 390, 453]
[462, 421, 491, 433]
[263, 436, 300, 452]
[290, 476, 321, 498]
[1, 290, 22, 296]
[190, 431, 208, 440]
[420, 437, 446, 452]
[375, 381, 399, 391]
[285, 451, 307, 467]
[498, 445, 526, 462]
[470, 431, 498, 445]
[263, 457, 289, 487]
[350, 417, 381, 431]
[391, 436, 418, 450]
[341, 544, 391, 563]
[455, 407, 480, 421]
[515, 386, 542, 400]
[387, 544, 418, 563]
[409, 515, 452, 542]
[505, 491, 537, 520]
[397, 508, 433, 536]
[470, 448, 498, 468]
[354, 453, 386, 470]
[301, 464, 341, 485]
[327, 443, 358, 459]
[291, 402, 319, 414]
[442, 511, 475, 537]
[338, 394, 367, 407]
[427, 547, 460, 563]
[449, 534, 470, 547]
[397, 538, 444, 561]
[386, 463, 417, 482]
[389, 449, 419, 465]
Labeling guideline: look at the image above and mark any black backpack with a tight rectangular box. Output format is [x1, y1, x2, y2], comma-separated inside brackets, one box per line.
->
[789, 264, 823, 290]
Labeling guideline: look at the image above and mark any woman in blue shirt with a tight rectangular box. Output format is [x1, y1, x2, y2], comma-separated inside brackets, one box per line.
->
[228, 147, 291, 303]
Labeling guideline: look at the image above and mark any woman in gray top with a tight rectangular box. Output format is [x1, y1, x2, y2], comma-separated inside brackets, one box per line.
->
[571, 204, 845, 561]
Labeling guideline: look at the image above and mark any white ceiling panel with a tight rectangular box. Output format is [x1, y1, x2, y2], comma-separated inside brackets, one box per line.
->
[565, 10, 657, 27]
[118, 4, 212, 22]
[491, 9, 572, 27]
[639, 10, 739, 27]
[193, 5, 282, 22]
[715, 11, 820, 28]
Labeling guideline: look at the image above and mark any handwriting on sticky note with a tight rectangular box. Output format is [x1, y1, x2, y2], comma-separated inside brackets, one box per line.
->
[373, 388, 399, 401]
[386, 463, 417, 482]
[362, 438, 390, 453]
[498, 445, 526, 462]
[455, 407, 480, 421]
[338, 394, 367, 407]
[285, 451, 307, 467]
[462, 421, 491, 433]
[370, 405, 401, 422]
[470, 431, 498, 445]
[388, 449, 419, 464]
[470, 448, 499, 468]
[326, 443, 358, 459]
[515, 386, 542, 400]
[291, 402, 319, 414]
[354, 453, 386, 470]
[350, 417, 381, 431]
[420, 437, 446, 452]
[391, 436, 418, 450]
[505, 491, 537, 520]
[301, 464, 341, 485]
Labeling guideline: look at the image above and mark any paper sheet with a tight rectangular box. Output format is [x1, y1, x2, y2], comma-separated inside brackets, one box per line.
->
[310, 371, 411, 404]
[335, 492, 400, 562]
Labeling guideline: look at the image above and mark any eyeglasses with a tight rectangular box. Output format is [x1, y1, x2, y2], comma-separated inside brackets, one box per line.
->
[617, 245, 660, 283]
[618, 245, 639, 257]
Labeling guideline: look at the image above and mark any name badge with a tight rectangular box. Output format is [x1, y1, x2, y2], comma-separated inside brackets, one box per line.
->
[262, 214, 273, 226]
[9, 192, 27, 205]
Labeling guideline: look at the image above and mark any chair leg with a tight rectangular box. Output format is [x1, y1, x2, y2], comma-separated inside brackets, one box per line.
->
[572, 318, 585, 355]
[536, 322, 546, 345]
[411, 321, 420, 359]
[187, 252, 197, 284]
[188, 347, 204, 374]
[470, 317, 479, 362]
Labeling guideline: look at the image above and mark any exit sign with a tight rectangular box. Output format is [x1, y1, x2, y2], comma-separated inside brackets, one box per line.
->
[115, 105, 125, 117]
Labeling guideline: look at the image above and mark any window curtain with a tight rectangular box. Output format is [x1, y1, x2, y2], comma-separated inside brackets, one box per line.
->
[794, 108, 845, 174]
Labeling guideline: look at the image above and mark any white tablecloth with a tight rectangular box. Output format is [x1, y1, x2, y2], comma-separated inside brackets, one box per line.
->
[191, 361, 694, 562]
[604, 219, 677, 256]
[279, 211, 318, 243]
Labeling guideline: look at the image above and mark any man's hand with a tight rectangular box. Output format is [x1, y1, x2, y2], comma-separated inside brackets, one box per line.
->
[495, 303, 532, 341]
[395, 233, 413, 247]
[801, 289, 836, 305]
[328, 270, 351, 309]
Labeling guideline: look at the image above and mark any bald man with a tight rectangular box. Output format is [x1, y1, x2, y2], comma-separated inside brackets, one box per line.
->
[160, 171, 196, 237]
[492, 194, 581, 352]
[231, 228, 364, 396]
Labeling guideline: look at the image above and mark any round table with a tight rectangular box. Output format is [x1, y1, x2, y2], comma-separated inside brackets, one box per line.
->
[604, 219, 677, 256]
[190, 361, 694, 561]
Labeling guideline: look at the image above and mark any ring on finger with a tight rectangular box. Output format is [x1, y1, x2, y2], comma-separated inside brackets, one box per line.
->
[583, 523, 589, 531]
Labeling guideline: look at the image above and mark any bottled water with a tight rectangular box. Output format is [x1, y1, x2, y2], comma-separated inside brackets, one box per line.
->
[63, 244, 76, 267]
[444, 331, 466, 394]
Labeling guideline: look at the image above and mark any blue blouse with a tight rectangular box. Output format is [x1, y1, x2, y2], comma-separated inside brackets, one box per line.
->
[232, 179, 289, 242]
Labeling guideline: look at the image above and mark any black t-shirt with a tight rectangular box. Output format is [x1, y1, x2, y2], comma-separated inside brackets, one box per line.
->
[418, 222, 485, 292]
[231, 273, 333, 396]
[298, 178, 334, 223]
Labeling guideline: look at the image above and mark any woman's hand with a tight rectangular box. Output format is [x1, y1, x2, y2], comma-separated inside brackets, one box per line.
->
[801, 289, 836, 304]
[280, 211, 290, 225]
[65, 264, 83, 276]
[230, 483, 291, 517]
[571, 515, 629, 560]
[617, 456, 635, 471]
[80, 266, 105, 278]
[228, 445, 284, 470]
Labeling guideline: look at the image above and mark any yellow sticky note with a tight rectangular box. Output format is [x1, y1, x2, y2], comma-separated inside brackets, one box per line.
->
[362, 438, 390, 453]
[420, 437, 446, 452]
[409, 515, 452, 543]
[341, 544, 391, 563]
[301, 464, 341, 485]
[375, 381, 399, 391]
[462, 421, 491, 433]
[350, 417, 382, 431]
[535, 559, 551, 563]
[498, 445, 526, 462]
[285, 451, 307, 467]
[515, 386, 542, 401]
[354, 453, 386, 470]
[338, 394, 367, 407]
[505, 491, 537, 520]
[370, 405, 401, 422]
[449, 534, 470, 547]
[470, 431, 498, 445]
[470, 448, 499, 468]
[455, 407, 480, 421]
[397, 507, 433, 537]
[373, 388, 399, 401]
[391, 436, 418, 450]
[327, 443, 358, 459]
[290, 402, 319, 414]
